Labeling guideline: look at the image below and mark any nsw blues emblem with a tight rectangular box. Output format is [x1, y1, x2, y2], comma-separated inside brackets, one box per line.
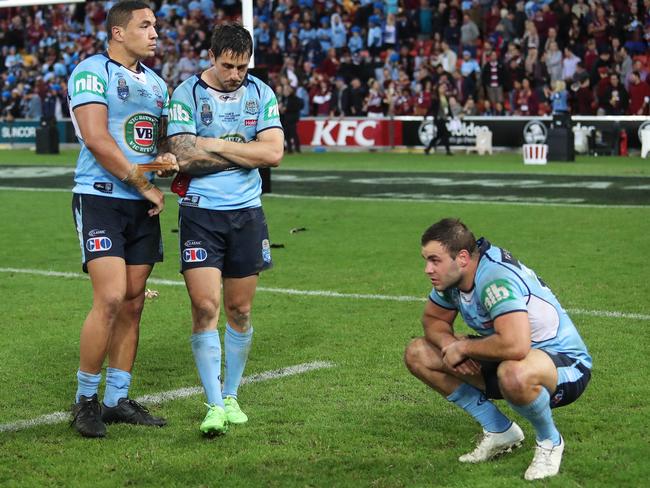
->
[200, 103, 213, 126]
[117, 77, 129, 100]
[244, 99, 258, 115]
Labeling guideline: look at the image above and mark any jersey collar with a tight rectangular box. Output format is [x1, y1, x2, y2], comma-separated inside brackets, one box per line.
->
[102, 51, 144, 74]
[197, 73, 249, 93]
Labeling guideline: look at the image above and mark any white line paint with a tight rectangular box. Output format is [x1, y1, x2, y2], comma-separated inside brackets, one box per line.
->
[2, 267, 649, 321]
[265, 193, 650, 210]
[0, 361, 334, 433]
[1, 186, 648, 209]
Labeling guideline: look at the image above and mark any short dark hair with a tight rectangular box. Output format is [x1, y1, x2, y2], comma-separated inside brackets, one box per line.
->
[210, 23, 253, 59]
[421, 218, 477, 258]
[107, 1, 152, 41]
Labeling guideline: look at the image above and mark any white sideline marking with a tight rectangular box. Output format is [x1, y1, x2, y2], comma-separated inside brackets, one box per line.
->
[265, 193, 650, 210]
[1, 186, 648, 209]
[0, 361, 334, 433]
[1, 267, 649, 322]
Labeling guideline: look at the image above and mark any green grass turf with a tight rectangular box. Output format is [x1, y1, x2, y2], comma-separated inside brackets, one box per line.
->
[1, 147, 650, 176]
[0, 183, 649, 486]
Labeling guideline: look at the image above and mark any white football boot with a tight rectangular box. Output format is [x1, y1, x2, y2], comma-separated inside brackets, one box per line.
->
[524, 436, 565, 481]
[459, 422, 525, 463]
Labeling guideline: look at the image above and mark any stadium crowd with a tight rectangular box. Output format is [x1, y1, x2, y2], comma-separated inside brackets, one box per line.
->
[0, 0, 648, 121]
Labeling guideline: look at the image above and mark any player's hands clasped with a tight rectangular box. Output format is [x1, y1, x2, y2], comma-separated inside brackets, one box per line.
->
[442, 340, 482, 376]
[154, 152, 179, 177]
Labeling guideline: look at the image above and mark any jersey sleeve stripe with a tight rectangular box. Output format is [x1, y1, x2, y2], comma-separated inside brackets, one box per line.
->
[256, 126, 284, 135]
[71, 101, 109, 111]
[490, 309, 529, 320]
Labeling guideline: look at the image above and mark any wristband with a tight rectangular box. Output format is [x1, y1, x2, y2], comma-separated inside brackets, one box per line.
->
[121, 165, 154, 192]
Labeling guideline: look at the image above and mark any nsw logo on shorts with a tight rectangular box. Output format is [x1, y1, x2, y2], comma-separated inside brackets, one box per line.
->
[261, 239, 271, 263]
[183, 247, 207, 263]
[86, 237, 112, 252]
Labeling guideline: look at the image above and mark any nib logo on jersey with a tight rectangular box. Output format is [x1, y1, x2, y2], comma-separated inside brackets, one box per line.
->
[183, 247, 207, 263]
[481, 279, 515, 311]
[74, 71, 107, 97]
[125, 113, 158, 153]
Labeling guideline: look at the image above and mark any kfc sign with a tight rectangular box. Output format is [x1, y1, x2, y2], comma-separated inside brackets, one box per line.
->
[298, 118, 401, 147]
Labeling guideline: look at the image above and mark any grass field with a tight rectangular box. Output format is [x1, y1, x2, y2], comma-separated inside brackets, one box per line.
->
[1, 149, 649, 487]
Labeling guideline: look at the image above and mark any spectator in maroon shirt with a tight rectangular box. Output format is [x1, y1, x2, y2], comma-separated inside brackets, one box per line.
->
[583, 38, 599, 73]
[484, 5, 501, 35]
[588, 7, 611, 50]
[319, 48, 341, 79]
[571, 77, 595, 114]
[627, 71, 650, 115]
[513, 78, 539, 115]
[600, 73, 629, 114]
[310, 78, 333, 116]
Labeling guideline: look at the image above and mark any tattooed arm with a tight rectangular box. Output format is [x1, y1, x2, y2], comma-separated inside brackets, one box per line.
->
[167, 133, 240, 176]
[195, 127, 284, 169]
[153, 117, 179, 177]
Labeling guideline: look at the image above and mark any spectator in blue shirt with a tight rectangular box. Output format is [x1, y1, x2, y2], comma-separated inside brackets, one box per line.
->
[368, 15, 383, 55]
[331, 13, 347, 51]
[349, 26, 364, 53]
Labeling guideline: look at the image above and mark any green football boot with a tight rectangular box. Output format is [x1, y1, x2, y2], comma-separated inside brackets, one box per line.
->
[200, 404, 228, 436]
[223, 396, 248, 425]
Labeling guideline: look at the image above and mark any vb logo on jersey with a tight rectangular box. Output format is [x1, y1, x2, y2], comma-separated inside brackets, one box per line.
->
[74, 71, 107, 98]
[169, 100, 193, 125]
[481, 280, 515, 311]
[125, 113, 158, 153]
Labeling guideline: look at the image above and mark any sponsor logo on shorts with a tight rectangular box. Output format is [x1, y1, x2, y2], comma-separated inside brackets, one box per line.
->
[551, 389, 564, 405]
[88, 229, 106, 237]
[481, 279, 515, 311]
[184, 240, 202, 247]
[262, 238, 271, 263]
[244, 119, 256, 126]
[183, 248, 207, 262]
[93, 182, 113, 194]
[125, 113, 158, 153]
[86, 237, 112, 252]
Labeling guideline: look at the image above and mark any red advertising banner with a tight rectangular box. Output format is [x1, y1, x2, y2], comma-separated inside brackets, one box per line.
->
[297, 118, 402, 147]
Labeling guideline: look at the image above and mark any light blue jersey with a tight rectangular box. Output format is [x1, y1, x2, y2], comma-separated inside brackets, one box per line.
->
[167, 74, 282, 210]
[68, 53, 169, 200]
[429, 239, 592, 370]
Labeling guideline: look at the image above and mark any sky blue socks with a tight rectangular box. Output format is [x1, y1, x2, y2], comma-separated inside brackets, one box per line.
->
[103, 367, 132, 407]
[447, 383, 512, 433]
[509, 387, 561, 445]
[75, 370, 102, 403]
[222, 324, 253, 399]
[191, 330, 224, 407]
